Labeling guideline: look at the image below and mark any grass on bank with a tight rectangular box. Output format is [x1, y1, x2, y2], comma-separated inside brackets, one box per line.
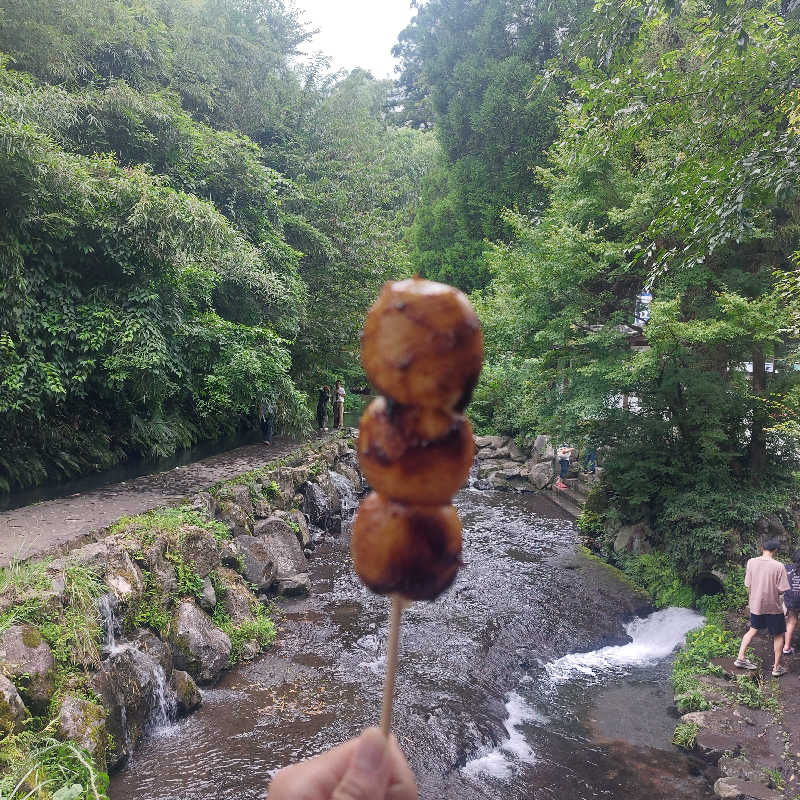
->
[0, 560, 109, 800]
[109, 505, 231, 544]
[0, 735, 109, 800]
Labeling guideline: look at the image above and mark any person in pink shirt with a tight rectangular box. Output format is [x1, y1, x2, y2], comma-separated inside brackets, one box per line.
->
[734, 538, 791, 677]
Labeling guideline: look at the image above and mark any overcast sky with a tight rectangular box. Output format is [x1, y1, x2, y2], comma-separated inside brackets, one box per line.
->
[294, 0, 418, 79]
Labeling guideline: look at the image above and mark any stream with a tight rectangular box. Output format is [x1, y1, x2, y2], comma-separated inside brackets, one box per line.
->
[110, 488, 713, 800]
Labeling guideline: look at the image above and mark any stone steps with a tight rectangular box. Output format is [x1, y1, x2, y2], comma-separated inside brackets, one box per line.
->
[545, 489, 583, 518]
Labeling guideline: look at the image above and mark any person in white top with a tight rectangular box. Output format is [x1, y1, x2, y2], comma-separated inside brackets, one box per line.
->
[333, 380, 346, 429]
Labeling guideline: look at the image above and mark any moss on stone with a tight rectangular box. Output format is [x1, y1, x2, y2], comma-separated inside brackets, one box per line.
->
[21, 624, 42, 648]
[0, 696, 16, 736]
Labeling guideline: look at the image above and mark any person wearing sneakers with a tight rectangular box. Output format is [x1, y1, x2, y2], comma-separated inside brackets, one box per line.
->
[555, 444, 574, 490]
[783, 550, 800, 655]
[735, 538, 791, 677]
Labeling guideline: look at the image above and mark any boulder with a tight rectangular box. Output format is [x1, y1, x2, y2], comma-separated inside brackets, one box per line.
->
[91, 644, 176, 768]
[177, 527, 220, 578]
[613, 522, 653, 554]
[301, 471, 341, 529]
[334, 462, 362, 492]
[105, 546, 145, 603]
[255, 520, 310, 596]
[131, 629, 174, 677]
[54, 542, 109, 574]
[475, 447, 498, 461]
[171, 669, 201, 715]
[476, 459, 505, 473]
[3, 568, 65, 617]
[507, 441, 527, 462]
[0, 624, 56, 714]
[254, 515, 295, 539]
[528, 461, 554, 490]
[216, 567, 258, 623]
[712, 777, 782, 800]
[288, 509, 311, 548]
[272, 468, 307, 509]
[475, 435, 508, 450]
[57, 695, 107, 763]
[225, 536, 276, 591]
[168, 601, 231, 685]
[533, 434, 555, 460]
[218, 502, 251, 537]
[150, 552, 179, 595]
[219, 538, 244, 572]
[190, 492, 217, 518]
[251, 487, 272, 519]
[0, 674, 29, 735]
[319, 441, 339, 466]
[718, 755, 763, 783]
[198, 576, 217, 612]
[231, 485, 254, 519]
[279, 573, 312, 596]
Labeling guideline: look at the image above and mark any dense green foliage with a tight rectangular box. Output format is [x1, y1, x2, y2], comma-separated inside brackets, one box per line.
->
[0, 1, 432, 492]
[394, 0, 589, 290]
[396, 0, 800, 573]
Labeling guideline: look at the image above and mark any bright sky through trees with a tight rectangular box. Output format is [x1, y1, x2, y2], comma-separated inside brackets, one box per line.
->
[295, 0, 416, 78]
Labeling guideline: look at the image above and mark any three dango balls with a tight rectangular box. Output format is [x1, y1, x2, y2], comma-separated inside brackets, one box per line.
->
[352, 276, 483, 602]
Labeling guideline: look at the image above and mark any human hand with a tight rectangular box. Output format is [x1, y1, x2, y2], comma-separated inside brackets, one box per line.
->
[267, 727, 418, 800]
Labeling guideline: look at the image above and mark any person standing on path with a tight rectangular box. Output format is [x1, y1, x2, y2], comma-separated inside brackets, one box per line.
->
[333, 380, 346, 429]
[317, 385, 331, 431]
[735, 538, 791, 676]
[258, 396, 275, 445]
[783, 550, 800, 654]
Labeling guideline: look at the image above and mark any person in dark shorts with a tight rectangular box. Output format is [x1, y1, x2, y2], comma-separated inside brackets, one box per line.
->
[735, 538, 791, 676]
[783, 550, 800, 654]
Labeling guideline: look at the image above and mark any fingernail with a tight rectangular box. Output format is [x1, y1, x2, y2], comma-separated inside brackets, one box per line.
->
[353, 728, 387, 772]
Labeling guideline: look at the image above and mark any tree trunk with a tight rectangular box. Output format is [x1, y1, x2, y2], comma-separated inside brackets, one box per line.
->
[749, 346, 768, 480]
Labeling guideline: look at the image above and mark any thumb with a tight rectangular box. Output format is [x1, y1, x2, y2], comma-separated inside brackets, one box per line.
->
[331, 728, 391, 800]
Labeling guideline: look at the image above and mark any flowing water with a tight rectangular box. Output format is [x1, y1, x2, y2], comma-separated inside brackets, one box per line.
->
[110, 489, 713, 800]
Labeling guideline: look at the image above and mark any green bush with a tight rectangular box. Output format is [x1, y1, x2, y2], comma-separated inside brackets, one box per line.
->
[731, 675, 778, 711]
[213, 602, 276, 665]
[617, 552, 696, 609]
[672, 722, 699, 750]
[0, 735, 109, 800]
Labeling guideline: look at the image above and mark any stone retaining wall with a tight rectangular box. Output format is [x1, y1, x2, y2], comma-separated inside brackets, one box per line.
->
[0, 431, 364, 777]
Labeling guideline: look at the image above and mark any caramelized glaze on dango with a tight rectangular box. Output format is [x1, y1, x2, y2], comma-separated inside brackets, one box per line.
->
[360, 277, 483, 411]
[358, 396, 473, 505]
[351, 492, 462, 601]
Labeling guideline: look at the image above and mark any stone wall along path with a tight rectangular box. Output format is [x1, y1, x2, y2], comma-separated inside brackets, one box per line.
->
[0, 437, 308, 567]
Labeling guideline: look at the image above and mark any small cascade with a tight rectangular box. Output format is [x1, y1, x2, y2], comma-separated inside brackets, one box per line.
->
[330, 471, 359, 517]
[110, 644, 177, 732]
[544, 606, 704, 685]
[98, 598, 177, 738]
[97, 593, 121, 654]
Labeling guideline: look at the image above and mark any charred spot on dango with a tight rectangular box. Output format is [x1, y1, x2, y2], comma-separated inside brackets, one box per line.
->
[350, 492, 462, 601]
[357, 396, 474, 506]
[360, 277, 483, 410]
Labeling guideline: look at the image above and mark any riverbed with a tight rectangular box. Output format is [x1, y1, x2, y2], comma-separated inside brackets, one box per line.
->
[110, 488, 713, 800]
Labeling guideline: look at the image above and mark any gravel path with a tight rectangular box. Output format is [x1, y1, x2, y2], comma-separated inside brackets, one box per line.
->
[0, 436, 308, 567]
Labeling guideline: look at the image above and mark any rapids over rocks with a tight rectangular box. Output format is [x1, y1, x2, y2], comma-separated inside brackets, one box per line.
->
[110, 489, 713, 800]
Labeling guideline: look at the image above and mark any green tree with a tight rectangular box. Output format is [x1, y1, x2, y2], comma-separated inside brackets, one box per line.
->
[394, 0, 589, 290]
[474, 0, 800, 572]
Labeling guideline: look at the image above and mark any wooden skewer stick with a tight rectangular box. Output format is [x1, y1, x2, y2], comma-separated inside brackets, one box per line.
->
[380, 593, 408, 736]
